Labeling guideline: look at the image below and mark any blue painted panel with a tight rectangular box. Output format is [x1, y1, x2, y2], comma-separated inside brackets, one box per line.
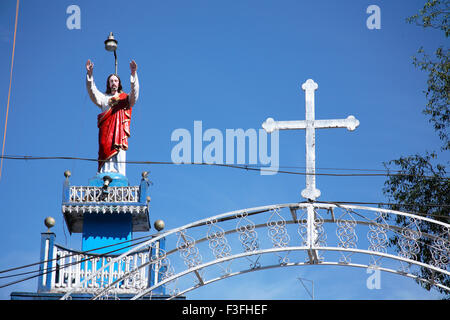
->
[82, 213, 132, 254]
[38, 232, 56, 292]
[88, 173, 129, 187]
[81, 173, 133, 254]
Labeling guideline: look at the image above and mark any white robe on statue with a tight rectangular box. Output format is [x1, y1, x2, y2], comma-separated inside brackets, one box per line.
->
[86, 73, 139, 176]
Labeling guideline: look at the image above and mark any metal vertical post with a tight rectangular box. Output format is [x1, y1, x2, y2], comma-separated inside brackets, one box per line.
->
[38, 231, 56, 292]
[149, 237, 166, 295]
[307, 204, 319, 263]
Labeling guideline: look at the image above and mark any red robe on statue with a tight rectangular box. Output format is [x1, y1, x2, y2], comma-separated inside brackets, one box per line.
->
[97, 92, 132, 172]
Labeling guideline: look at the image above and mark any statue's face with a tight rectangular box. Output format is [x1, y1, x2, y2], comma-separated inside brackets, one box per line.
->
[109, 75, 120, 94]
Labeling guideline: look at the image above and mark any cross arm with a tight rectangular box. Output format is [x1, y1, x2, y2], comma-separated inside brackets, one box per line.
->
[262, 115, 360, 133]
[314, 116, 360, 131]
[262, 118, 306, 133]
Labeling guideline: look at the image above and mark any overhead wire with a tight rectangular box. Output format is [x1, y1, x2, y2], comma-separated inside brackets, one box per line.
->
[336, 204, 450, 256]
[1, 154, 448, 180]
[312, 200, 450, 219]
[0, 237, 153, 289]
[0, 232, 156, 276]
[0, 233, 157, 289]
[0, 0, 20, 180]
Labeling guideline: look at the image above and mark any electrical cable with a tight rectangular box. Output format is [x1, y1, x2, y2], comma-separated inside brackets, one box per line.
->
[337, 204, 449, 255]
[0, 235, 157, 289]
[0, 0, 20, 180]
[1, 154, 448, 180]
[312, 200, 450, 219]
[0, 232, 155, 277]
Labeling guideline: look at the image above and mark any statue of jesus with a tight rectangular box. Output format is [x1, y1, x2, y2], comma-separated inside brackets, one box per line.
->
[85, 59, 139, 176]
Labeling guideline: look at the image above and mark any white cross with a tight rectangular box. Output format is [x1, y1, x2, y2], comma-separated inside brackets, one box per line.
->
[262, 79, 360, 201]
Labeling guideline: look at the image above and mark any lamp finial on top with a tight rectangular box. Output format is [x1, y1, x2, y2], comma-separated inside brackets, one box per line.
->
[104, 32, 118, 52]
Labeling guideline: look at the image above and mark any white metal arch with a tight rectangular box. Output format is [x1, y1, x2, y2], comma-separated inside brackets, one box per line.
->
[130, 247, 450, 300]
[158, 257, 450, 300]
[60, 202, 450, 300]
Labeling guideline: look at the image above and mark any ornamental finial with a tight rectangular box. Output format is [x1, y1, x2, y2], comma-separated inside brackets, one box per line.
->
[44, 216, 55, 232]
[64, 170, 71, 178]
[154, 219, 165, 232]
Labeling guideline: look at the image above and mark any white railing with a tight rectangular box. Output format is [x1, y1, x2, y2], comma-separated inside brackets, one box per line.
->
[51, 245, 151, 294]
[69, 186, 140, 203]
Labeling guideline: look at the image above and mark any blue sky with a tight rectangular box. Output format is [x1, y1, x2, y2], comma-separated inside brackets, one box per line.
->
[0, 0, 447, 299]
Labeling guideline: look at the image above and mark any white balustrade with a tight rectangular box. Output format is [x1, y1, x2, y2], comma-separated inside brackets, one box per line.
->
[69, 186, 140, 203]
[51, 245, 150, 294]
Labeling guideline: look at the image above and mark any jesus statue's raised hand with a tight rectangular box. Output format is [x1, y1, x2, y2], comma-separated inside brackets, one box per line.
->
[130, 60, 137, 76]
[86, 59, 94, 77]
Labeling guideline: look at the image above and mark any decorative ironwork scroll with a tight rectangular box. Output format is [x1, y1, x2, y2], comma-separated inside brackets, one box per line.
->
[236, 211, 261, 269]
[207, 219, 232, 273]
[267, 207, 290, 264]
[431, 226, 449, 271]
[398, 217, 422, 273]
[336, 208, 358, 263]
[176, 230, 204, 285]
[367, 211, 389, 266]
